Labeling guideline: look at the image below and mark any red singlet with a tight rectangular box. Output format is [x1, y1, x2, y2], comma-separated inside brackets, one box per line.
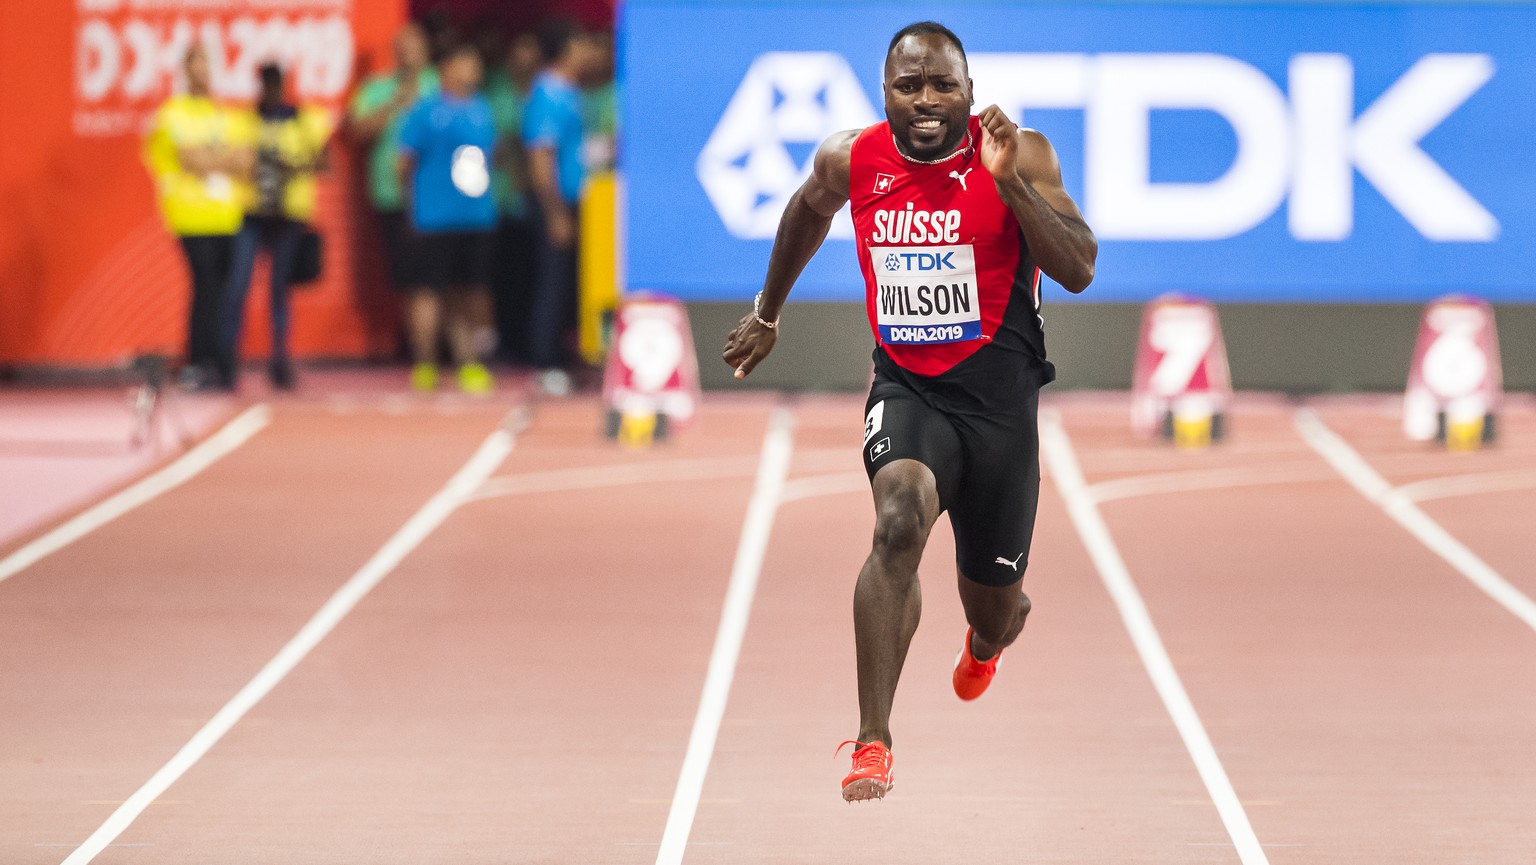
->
[850, 116, 1049, 391]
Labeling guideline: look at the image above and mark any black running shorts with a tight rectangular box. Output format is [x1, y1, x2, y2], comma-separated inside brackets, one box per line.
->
[861, 373, 1041, 588]
[413, 229, 497, 289]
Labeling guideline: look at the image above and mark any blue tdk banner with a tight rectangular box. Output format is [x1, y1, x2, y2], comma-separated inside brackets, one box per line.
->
[620, 1, 1536, 303]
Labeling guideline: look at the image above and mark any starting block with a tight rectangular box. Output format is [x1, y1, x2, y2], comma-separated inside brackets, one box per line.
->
[1404, 295, 1502, 451]
[601, 293, 701, 449]
[1131, 295, 1232, 450]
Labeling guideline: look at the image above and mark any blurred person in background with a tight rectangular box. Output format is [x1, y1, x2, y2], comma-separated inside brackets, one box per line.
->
[348, 23, 438, 303]
[143, 44, 250, 391]
[219, 63, 333, 392]
[484, 32, 541, 365]
[420, 9, 461, 65]
[397, 44, 499, 395]
[522, 19, 597, 396]
[581, 30, 618, 176]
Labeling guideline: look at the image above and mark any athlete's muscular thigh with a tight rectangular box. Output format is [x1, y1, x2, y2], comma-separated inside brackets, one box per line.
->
[861, 382, 963, 509]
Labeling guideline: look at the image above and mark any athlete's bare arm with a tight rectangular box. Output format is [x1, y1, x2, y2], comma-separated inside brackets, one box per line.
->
[722, 129, 859, 379]
[977, 105, 1096, 293]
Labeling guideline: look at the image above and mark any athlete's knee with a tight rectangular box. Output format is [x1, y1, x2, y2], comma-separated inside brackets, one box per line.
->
[871, 488, 933, 562]
[872, 505, 926, 562]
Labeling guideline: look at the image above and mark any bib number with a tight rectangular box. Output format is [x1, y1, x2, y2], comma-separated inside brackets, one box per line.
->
[451, 145, 490, 198]
[871, 245, 981, 345]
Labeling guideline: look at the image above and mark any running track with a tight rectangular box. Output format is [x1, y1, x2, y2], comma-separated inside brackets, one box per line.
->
[3, 384, 1533, 864]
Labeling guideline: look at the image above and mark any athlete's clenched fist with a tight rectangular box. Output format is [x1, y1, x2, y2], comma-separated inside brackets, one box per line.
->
[977, 105, 1020, 183]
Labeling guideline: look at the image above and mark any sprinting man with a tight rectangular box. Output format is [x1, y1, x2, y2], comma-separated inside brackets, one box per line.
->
[721, 21, 1096, 802]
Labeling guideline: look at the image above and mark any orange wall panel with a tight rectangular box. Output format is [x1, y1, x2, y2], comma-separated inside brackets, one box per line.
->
[0, 0, 406, 366]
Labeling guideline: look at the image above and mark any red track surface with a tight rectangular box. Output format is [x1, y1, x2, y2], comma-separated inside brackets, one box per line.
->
[3, 385, 1532, 864]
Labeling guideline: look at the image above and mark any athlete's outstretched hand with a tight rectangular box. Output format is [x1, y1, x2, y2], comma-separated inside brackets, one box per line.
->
[722, 313, 777, 379]
[978, 105, 1019, 183]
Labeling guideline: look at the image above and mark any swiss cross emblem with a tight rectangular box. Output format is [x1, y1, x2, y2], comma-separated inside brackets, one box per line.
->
[873, 173, 895, 194]
[868, 437, 892, 461]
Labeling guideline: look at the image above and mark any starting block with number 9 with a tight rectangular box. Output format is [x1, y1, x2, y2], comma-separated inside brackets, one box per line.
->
[1131, 295, 1233, 449]
[601, 293, 701, 449]
[1403, 295, 1501, 451]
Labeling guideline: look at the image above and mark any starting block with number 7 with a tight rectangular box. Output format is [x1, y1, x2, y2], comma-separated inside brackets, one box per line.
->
[1131, 295, 1233, 449]
[601, 293, 702, 449]
[1403, 295, 1501, 451]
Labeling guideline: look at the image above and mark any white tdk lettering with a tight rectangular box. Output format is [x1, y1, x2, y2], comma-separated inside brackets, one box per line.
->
[969, 52, 1497, 242]
[871, 204, 962, 244]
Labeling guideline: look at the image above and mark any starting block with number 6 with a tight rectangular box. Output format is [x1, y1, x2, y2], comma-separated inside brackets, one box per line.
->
[601, 293, 701, 449]
[1131, 295, 1232, 449]
[1403, 295, 1501, 451]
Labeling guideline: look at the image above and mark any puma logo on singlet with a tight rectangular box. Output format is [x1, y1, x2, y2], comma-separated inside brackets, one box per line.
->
[995, 552, 1024, 571]
[949, 168, 974, 191]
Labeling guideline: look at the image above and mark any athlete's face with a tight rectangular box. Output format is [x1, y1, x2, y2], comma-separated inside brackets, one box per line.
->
[884, 34, 972, 161]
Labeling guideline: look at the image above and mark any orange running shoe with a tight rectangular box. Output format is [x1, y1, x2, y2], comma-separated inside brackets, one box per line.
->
[953, 627, 1000, 701]
[837, 740, 894, 802]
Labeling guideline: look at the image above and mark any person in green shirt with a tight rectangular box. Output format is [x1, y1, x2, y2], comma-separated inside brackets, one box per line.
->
[581, 31, 618, 176]
[347, 23, 438, 295]
[483, 31, 541, 364]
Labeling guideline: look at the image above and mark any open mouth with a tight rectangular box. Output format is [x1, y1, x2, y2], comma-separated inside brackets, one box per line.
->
[910, 116, 944, 135]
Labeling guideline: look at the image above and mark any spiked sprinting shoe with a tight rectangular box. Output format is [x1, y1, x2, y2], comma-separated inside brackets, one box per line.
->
[953, 627, 1000, 701]
[838, 740, 894, 802]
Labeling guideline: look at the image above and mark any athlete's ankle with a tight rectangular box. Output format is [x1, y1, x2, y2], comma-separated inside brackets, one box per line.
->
[855, 730, 891, 749]
[970, 631, 1002, 662]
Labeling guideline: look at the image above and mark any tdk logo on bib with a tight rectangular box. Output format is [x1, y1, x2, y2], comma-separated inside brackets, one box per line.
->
[883, 251, 957, 272]
[872, 245, 981, 345]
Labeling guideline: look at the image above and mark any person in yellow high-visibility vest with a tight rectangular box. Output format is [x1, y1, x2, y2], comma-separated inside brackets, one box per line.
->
[143, 44, 251, 390]
[219, 63, 333, 391]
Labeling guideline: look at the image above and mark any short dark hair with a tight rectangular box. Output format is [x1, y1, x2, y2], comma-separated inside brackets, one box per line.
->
[257, 62, 283, 89]
[441, 42, 481, 64]
[887, 21, 966, 63]
[537, 18, 580, 65]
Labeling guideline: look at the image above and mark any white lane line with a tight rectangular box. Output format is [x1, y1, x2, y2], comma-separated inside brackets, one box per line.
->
[468, 455, 757, 501]
[777, 471, 866, 504]
[59, 428, 516, 865]
[1393, 469, 1536, 504]
[1086, 462, 1334, 504]
[655, 406, 795, 865]
[1294, 408, 1536, 634]
[0, 405, 272, 586]
[1039, 410, 1270, 865]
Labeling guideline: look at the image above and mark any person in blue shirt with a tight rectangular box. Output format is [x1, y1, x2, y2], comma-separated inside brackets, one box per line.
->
[523, 20, 598, 396]
[397, 43, 499, 395]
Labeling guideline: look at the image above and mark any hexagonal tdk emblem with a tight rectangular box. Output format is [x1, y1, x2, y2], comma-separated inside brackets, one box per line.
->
[696, 52, 879, 240]
[883, 254, 901, 272]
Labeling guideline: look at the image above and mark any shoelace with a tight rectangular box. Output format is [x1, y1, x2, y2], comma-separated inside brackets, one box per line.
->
[836, 740, 891, 773]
